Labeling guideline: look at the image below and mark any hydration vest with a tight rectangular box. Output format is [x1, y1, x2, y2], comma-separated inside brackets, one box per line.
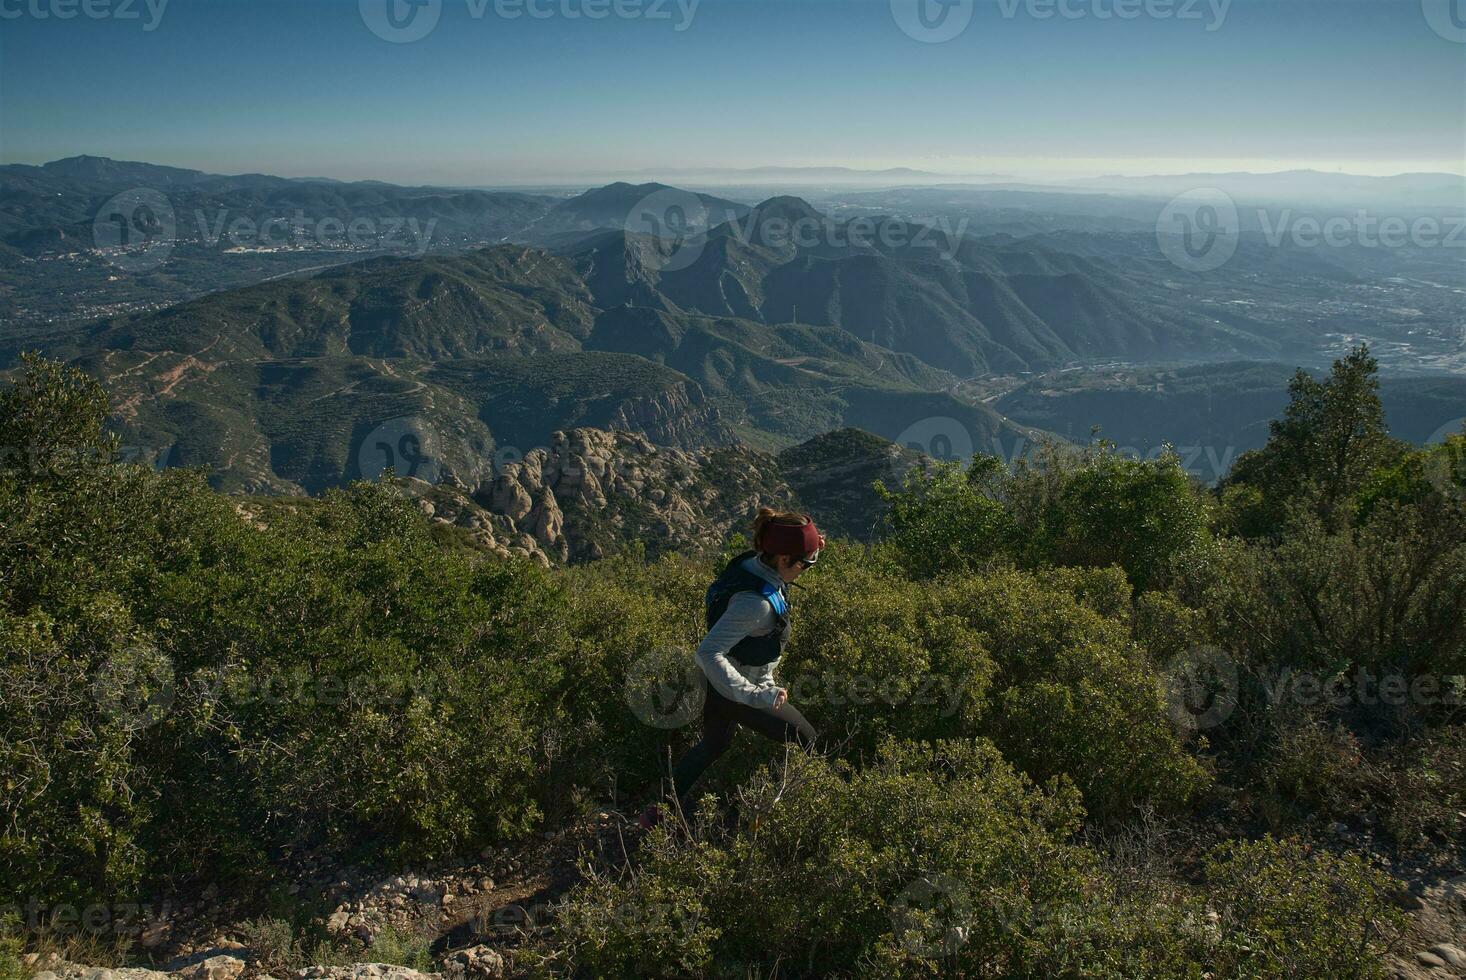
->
[704, 550, 791, 667]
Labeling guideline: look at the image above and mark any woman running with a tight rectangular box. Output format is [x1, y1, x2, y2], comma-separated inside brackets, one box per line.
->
[640, 508, 824, 829]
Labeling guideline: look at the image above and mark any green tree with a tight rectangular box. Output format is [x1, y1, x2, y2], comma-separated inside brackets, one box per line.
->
[1222, 345, 1405, 536]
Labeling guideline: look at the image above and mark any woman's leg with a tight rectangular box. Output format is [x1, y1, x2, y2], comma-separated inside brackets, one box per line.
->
[722, 697, 819, 750]
[667, 683, 822, 816]
[668, 680, 738, 813]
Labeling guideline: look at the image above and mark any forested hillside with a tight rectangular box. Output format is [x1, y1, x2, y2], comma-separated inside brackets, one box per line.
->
[3, 347, 1464, 978]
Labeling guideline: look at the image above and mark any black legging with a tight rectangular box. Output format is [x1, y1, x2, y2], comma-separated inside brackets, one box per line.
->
[668, 677, 818, 814]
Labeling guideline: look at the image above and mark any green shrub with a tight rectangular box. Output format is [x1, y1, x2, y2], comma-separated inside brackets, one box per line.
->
[1260, 721, 1372, 830]
[876, 441, 1212, 592]
[0, 913, 23, 980]
[538, 739, 1110, 978]
[556, 553, 710, 797]
[874, 459, 1019, 579]
[1374, 724, 1466, 850]
[1, 356, 581, 909]
[777, 551, 993, 756]
[934, 571, 1209, 820]
[365, 923, 436, 972]
[1206, 836, 1405, 979]
[1011, 444, 1213, 593]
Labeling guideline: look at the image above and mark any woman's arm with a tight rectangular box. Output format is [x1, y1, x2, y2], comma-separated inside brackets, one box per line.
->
[695, 592, 781, 709]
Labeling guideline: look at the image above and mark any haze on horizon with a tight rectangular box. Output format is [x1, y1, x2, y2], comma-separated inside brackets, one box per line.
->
[1, 0, 1463, 187]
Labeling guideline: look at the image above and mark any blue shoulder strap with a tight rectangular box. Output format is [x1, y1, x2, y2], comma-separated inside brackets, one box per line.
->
[760, 580, 788, 617]
[705, 571, 787, 617]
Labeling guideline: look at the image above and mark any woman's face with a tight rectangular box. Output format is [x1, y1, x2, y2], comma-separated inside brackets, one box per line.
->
[774, 551, 819, 583]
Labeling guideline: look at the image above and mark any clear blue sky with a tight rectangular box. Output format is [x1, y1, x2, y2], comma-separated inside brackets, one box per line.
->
[1, 0, 1462, 184]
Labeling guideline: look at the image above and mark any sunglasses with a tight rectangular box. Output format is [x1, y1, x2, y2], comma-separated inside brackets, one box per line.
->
[794, 551, 820, 569]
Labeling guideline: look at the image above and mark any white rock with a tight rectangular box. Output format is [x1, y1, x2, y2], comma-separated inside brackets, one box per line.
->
[441, 945, 505, 980]
[175, 955, 246, 980]
[1431, 944, 1466, 968]
[291, 965, 442, 980]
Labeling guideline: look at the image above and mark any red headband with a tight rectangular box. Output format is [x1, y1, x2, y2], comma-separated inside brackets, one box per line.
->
[759, 519, 822, 556]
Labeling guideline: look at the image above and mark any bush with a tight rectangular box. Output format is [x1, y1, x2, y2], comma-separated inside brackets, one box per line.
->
[776, 549, 993, 756]
[537, 739, 1114, 978]
[0, 913, 22, 980]
[874, 459, 1019, 579]
[876, 441, 1212, 592]
[1206, 836, 1405, 979]
[0, 356, 580, 910]
[1260, 720, 1372, 830]
[1374, 724, 1466, 851]
[934, 571, 1210, 821]
[556, 553, 710, 799]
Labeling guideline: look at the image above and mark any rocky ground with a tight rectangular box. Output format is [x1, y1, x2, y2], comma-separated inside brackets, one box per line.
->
[1385, 868, 1466, 978]
[20, 814, 636, 980]
[20, 817, 1464, 980]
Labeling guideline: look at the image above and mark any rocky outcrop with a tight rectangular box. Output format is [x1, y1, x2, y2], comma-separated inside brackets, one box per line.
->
[409, 427, 792, 565]
[776, 428, 924, 541]
[604, 381, 735, 448]
[405, 426, 930, 565]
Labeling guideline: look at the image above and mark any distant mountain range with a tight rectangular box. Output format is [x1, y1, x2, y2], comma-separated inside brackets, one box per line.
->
[602, 166, 1014, 186]
[1063, 170, 1466, 209]
[42, 229, 1045, 492]
[4, 156, 1462, 498]
[556, 193, 1291, 376]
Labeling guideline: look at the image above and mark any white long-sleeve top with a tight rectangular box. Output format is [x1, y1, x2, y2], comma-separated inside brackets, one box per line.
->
[694, 555, 786, 710]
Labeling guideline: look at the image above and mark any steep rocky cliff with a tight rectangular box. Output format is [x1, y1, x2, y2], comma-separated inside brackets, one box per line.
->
[406, 425, 920, 565]
[412, 427, 793, 565]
